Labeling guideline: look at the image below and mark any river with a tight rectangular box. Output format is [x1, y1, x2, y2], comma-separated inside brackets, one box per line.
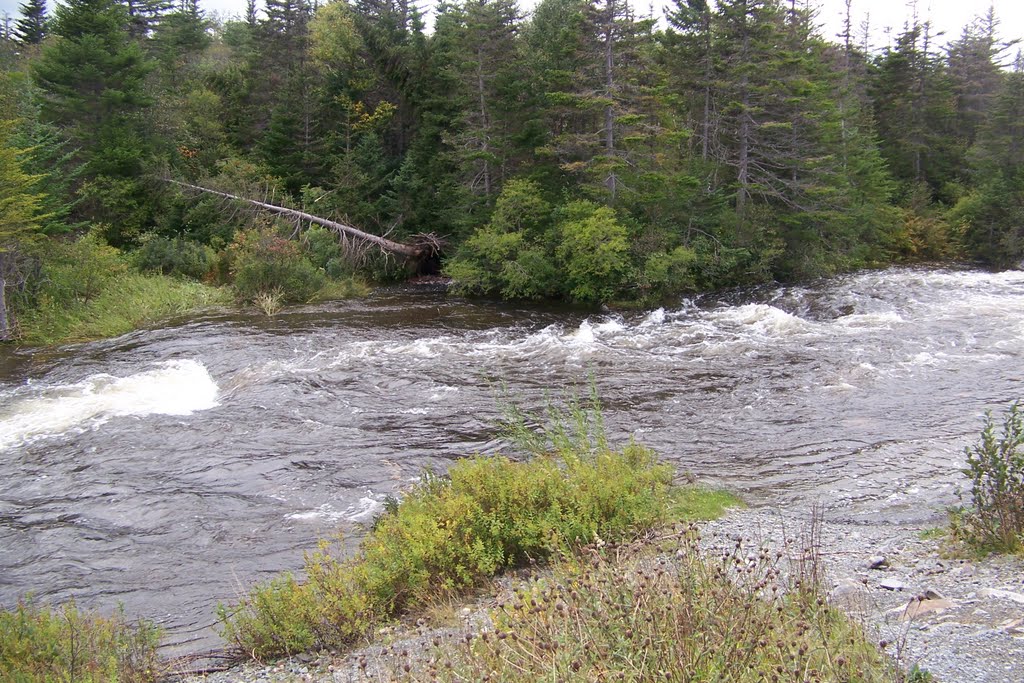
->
[1, 266, 1022, 653]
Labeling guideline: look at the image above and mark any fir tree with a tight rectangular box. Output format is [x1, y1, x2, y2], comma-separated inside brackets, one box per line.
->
[15, 0, 48, 45]
[32, 0, 155, 242]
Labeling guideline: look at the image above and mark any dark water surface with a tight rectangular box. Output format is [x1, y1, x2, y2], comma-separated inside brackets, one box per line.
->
[1, 267, 1022, 652]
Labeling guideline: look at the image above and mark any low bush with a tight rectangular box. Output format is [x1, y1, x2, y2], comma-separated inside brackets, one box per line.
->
[44, 231, 127, 304]
[950, 401, 1024, 554]
[228, 226, 326, 304]
[0, 599, 160, 683]
[133, 236, 213, 280]
[219, 442, 677, 659]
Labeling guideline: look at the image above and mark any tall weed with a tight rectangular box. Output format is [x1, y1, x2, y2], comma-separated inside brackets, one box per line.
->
[394, 527, 894, 683]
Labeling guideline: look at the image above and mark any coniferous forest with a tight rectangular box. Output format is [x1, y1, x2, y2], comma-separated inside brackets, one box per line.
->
[1, 0, 1023, 341]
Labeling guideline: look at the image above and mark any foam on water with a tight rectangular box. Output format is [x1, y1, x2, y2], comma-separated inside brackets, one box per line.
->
[0, 359, 219, 450]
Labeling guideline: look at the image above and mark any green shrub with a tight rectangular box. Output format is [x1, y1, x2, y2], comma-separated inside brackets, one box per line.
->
[44, 232, 127, 304]
[556, 202, 633, 303]
[228, 226, 326, 304]
[134, 236, 213, 280]
[360, 443, 672, 613]
[0, 599, 160, 683]
[219, 443, 675, 659]
[951, 402, 1024, 554]
[301, 225, 342, 270]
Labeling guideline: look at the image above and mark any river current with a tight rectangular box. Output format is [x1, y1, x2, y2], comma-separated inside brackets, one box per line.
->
[1, 266, 1022, 653]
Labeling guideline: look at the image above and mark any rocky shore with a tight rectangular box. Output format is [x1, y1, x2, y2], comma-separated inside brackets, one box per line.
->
[172, 505, 1024, 683]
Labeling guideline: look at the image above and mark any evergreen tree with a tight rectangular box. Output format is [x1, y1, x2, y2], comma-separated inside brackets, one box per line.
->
[870, 21, 960, 201]
[954, 53, 1024, 266]
[947, 8, 1012, 151]
[32, 0, 156, 243]
[125, 0, 173, 39]
[433, 0, 524, 207]
[15, 0, 48, 45]
[0, 118, 45, 340]
[539, 0, 656, 203]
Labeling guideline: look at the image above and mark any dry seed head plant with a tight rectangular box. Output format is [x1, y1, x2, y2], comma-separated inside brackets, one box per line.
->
[394, 524, 901, 683]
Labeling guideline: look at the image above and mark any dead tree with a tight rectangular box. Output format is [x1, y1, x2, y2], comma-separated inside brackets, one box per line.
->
[167, 180, 444, 266]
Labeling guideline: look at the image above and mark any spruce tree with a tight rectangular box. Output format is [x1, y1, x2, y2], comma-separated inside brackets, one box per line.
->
[32, 0, 155, 243]
[434, 0, 522, 204]
[15, 0, 48, 45]
[955, 54, 1024, 266]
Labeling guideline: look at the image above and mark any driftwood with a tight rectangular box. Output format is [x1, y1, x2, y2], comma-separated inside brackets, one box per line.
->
[167, 179, 440, 261]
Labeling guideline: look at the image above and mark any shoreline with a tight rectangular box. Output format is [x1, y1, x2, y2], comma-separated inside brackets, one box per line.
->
[171, 504, 1024, 683]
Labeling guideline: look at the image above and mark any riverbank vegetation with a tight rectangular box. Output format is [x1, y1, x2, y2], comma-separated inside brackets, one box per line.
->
[395, 528, 898, 683]
[950, 401, 1024, 556]
[2, 0, 1023, 341]
[218, 438, 689, 658]
[0, 599, 160, 683]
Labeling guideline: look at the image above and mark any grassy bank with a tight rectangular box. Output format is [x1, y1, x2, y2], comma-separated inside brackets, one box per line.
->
[10, 230, 372, 346]
[16, 272, 231, 346]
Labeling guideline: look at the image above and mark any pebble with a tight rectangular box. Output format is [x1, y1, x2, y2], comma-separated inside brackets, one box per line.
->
[868, 555, 888, 569]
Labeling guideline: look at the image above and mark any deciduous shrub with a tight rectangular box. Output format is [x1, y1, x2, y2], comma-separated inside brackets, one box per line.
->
[228, 226, 325, 304]
[218, 398, 683, 661]
[0, 600, 160, 683]
[134, 236, 213, 280]
[951, 402, 1024, 554]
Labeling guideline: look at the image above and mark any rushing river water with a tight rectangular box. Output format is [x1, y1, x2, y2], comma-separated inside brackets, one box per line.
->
[1, 266, 1022, 653]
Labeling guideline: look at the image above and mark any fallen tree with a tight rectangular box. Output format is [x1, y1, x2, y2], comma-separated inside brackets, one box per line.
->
[167, 179, 442, 264]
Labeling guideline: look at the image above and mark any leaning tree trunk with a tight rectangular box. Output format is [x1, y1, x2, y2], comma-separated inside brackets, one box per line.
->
[167, 180, 427, 260]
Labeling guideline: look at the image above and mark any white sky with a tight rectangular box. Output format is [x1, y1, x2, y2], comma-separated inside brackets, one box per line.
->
[2, 0, 1022, 52]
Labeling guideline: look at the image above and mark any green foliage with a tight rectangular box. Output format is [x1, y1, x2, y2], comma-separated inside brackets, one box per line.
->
[393, 526, 894, 683]
[556, 202, 633, 303]
[44, 232, 127, 304]
[133, 236, 213, 280]
[950, 402, 1024, 555]
[300, 224, 342, 270]
[0, 118, 45, 249]
[228, 226, 326, 304]
[13, 233, 229, 345]
[31, 0, 156, 236]
[0, 599, 160, 683]
[218, 396, 718, 661]
[447, 178, 560, 300]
